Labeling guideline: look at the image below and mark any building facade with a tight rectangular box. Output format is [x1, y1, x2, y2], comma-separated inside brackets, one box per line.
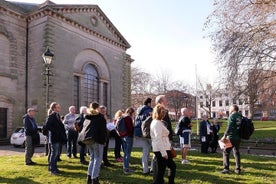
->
[0, 0, 133, 139]
[197, 90, 250, 119]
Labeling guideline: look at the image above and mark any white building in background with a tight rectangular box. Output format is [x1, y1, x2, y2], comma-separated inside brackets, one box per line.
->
[197, 90, 250, 119]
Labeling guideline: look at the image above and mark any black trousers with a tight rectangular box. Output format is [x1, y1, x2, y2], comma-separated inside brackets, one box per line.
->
[153, 150, 176, 184]
[223, 139, 241, 171]
[103, 134, 110, 163]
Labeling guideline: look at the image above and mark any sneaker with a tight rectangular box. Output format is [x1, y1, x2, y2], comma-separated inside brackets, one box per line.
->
[103, 161, 114, 167]
[80, 160, 89, 165]
[221, 169, 230, 174]
[115, 157, 123, 162]
[181, 159, 190, 164]
[234, 169, 241, 175]
[143, 171, 151, 175]
[123, 168, 134, 175]
[50, 171, 61, 176]
[25, 161, 36, 166]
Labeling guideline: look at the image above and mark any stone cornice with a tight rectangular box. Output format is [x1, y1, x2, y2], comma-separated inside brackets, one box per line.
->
[28, 5, 130, 50]
[1, 2, 130, 50]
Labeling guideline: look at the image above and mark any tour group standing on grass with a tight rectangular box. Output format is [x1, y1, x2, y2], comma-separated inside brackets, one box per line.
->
[22, 96, 249, 183]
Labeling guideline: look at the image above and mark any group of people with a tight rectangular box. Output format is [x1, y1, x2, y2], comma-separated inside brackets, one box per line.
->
[199, 115, 221, 154]
[22, 95, 243, 184]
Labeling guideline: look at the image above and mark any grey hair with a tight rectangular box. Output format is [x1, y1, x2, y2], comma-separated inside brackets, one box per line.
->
[79, 106, 87, 114]
[155, 95, 165, 104]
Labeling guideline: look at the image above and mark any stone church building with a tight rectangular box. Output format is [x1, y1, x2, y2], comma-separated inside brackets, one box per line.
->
[0, 0, 133, 139]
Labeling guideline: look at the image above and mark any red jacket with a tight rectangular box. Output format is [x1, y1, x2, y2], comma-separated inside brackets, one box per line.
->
[124, 116, 134, 137]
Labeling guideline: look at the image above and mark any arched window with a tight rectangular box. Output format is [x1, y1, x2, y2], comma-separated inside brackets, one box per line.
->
[83, 64, 99, 105]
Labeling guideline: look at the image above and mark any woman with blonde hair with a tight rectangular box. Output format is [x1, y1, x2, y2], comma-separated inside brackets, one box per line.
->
[150, 104, 176, 184]
[111, 110, 124, 162]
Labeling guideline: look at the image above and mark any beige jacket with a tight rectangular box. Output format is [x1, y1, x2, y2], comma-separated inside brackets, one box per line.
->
[150, 119, 171, 157]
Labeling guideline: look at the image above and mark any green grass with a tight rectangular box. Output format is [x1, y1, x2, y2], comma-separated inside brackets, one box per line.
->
[0, 149, 275, 184]
[186, 120, 276, 142]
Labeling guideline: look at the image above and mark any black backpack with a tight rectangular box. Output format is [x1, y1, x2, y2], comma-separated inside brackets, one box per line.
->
[115, 116, 128, 137]
[141, 116, 153, 139]
[239, 116, 254, 140]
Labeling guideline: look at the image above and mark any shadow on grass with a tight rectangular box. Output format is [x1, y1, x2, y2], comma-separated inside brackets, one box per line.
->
[0, 176, 40, 184]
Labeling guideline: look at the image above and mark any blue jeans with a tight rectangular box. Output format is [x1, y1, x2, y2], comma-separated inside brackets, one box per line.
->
[122, 136, 133, 169]
[49, 142, 60, 172]
[87, 143, 104, 179]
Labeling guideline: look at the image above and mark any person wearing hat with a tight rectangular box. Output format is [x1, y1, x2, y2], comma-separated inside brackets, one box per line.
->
[23, 107, 39, 165]
[134, 97, 153, 174]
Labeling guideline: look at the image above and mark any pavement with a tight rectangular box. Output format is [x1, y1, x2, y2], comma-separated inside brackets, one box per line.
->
[0, 138, 275, 157]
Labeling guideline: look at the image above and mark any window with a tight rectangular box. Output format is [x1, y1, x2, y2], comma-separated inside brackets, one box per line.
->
[225, 100, 229, 106]
[212, 101, 216, 107]
[219, 100, 222, 106]
[83, 64, 99, 105]
[73, 76, 80, 113]
[239, 99, 243, 105]
[233, 99, 236, 104]
[103, 82, 108, 107]
[200, 102, 203, 108]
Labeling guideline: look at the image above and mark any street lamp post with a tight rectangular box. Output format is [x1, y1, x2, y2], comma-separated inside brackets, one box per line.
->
[42, 47, 54, 110]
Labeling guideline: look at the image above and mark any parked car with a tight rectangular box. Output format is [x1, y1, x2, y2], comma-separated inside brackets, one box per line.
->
[10, 126, 46, 147]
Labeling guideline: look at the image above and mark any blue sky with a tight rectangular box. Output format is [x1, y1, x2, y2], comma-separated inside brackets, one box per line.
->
[8, 0, 217, 86]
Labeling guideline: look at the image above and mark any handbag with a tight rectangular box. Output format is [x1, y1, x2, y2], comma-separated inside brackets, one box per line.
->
[170, 147, 177, 158]
[77, 119, 94, 145]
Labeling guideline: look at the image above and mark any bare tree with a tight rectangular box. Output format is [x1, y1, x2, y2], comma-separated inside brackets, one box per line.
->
[153, 69, 172, 94]
[166, 81, 190, 119]
[198, 80, 220, 118]
[205, 0, 276, 117]
[131, 66, 153, 94]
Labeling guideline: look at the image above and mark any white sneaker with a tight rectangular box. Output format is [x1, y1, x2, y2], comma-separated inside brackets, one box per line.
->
[181, 159, 190, 164]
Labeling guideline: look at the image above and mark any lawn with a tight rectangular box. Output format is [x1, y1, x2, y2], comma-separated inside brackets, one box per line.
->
[187, 120, 276, 141]
[0, 149, 275, 184]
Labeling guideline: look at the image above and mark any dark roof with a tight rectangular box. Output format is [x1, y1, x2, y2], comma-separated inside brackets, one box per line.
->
[3, 1, 39, 14]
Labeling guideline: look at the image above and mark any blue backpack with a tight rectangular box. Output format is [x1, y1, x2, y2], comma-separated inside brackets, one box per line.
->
[134, 106, 152, 137]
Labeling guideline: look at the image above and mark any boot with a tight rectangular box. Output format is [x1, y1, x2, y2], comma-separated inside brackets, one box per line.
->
[86, 175, 92, 184]
[92, 177, 100, 184]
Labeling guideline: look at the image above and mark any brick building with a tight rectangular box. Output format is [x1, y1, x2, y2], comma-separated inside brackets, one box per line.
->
[0, 0, 133, 139]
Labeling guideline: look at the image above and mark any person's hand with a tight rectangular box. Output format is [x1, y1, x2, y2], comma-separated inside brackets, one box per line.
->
[163, 155, 168, 160]
[221, 135, 226, 141]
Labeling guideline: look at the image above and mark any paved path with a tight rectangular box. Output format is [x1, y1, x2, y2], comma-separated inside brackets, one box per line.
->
[1, 138, 275, 157]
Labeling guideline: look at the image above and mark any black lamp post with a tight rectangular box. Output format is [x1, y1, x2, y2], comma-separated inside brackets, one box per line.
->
[42, 47, 54, 110]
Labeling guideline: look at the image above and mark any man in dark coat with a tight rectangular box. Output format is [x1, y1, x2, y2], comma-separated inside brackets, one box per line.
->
[199, 115, 212, 154]
[23, 107, 39, 165]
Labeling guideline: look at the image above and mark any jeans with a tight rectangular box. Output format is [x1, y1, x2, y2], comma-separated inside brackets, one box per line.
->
[223, 139, 241, 171]
[153, 151, 176, 184]
[49, 142, 60, 172]
[87, 143, 104, 179]
[25, 136, 35, 164]
[139, 137, 153, 173]
[66, 129, 78, 157]
[122, 136, 133, 169]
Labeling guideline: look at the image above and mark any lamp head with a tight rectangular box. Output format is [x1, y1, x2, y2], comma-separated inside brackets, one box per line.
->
[42, 47, 54, 66]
